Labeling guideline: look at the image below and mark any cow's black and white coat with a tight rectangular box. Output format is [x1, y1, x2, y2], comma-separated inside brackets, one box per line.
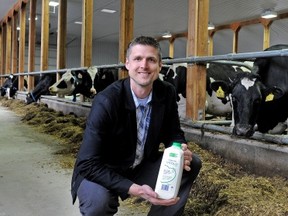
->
[49, 66, 117, 102]
[159, 62, 246, 118]
[0, 74, 18, 99]
[211, 44, 288, 137]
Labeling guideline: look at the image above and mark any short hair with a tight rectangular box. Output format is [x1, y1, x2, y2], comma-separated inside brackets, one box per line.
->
[126, 36, 162, 61]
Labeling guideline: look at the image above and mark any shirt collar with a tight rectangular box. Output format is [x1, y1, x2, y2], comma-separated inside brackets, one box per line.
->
[131, 88, 152, 108]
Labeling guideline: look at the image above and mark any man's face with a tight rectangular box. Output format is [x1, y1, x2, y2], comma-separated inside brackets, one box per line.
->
[125, 44, 162, 89]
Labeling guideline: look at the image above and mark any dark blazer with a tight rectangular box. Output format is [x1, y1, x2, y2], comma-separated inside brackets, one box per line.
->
[71, 77, 186, 203]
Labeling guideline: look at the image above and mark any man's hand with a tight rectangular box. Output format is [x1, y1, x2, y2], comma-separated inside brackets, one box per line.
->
[181, 143, 193, 171]
[128, 184, 180, 206]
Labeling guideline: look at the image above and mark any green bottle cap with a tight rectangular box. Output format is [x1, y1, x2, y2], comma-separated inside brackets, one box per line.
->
[172, 142, 181, 149]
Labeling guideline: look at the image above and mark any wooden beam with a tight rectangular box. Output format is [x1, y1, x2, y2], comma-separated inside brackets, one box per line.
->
[0, 28, 3, 83]
[261, 19, 273, 50]
[0, 0, 29, 25]
[0, 23, 6, 80]
[208, 31, 214, 56]
[231, 22, 241, 53]
[5, 17, 12, 74]
[40, 0, 50, 71]
[28, 0, 37, 91]
[18, 3, 26, 74]
[11, 11, 18, 74]
[57, 0, 67, 69]
[81, 0, 93, 67]
[186, 0, 209, 121]
[119, 0, 134, 79]
[169, 37, 175, 58]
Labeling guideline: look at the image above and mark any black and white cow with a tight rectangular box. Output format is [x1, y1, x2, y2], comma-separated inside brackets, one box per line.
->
[26, 74, 56, 104]
[49, 66, 117, 102]
[160, 62, 248, 117]
[0, 74, 18, 99]
[211, 44, 288, 137]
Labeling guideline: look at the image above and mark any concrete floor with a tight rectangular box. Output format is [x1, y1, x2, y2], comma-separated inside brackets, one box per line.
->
[0, 106, 80, 216]
[0, 105, 149, 216]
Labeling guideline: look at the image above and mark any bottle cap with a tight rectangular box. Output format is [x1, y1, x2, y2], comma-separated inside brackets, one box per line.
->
[172, 142, 181, 149]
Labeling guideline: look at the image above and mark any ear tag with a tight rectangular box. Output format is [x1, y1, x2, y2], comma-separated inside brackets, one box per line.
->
[216, 86, 225, 98]
[265, 93, 274, 102]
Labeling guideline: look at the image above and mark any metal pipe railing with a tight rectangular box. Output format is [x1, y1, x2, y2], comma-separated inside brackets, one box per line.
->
[1, 48, 288, 78]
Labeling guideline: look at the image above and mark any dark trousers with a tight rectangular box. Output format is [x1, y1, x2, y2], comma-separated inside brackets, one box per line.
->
[77, 154, 202, 216]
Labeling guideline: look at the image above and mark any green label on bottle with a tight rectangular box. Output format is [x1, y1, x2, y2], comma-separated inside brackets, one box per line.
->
[169, 152, 177, 157]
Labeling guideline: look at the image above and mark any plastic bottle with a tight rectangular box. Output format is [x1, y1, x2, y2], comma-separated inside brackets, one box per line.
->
[154, 142, 184, 199]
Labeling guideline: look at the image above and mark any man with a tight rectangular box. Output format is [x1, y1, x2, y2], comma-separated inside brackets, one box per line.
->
[71, 36, 202, 215]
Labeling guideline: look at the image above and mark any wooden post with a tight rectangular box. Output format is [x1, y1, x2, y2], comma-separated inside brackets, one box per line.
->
[11, 11, 18, 74]
[28, 0, 37, 91]
[57, 0, 67, 70]
[81, 0, 93, 67]
[0, 28, 3, 84]
[231, 22, 241, 53]
[40, 0, 50, 71]
[119, 0, 134, 79]
[261, 19, 273, 50]
[186, 0, 209, 121]
[18, 2, 26, 90]
[5, 17, 12, 75]
[208, 31, 215, 56]
[169, 37, 175, 58]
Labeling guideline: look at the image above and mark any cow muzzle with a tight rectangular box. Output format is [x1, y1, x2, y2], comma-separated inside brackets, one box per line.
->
[233, 124, 255, 137]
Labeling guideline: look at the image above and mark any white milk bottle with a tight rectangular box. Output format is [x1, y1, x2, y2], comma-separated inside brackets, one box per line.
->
[155, 142, 184, 199]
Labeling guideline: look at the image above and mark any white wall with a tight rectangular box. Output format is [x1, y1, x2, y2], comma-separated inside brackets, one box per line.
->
[23, 39, 119, 72]
[66, 39, 119, 68]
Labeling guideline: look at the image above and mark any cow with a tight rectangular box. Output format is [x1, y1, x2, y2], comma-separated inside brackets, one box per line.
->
[210, 44, 288, 137]
[26, 74, 56, 104]
[159, 62, 249, 118]
[49, 66, 117, 102]
[0, 74, 18, 99]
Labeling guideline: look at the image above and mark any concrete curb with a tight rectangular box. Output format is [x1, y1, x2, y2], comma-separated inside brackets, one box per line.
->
[182, 124, 288, 178]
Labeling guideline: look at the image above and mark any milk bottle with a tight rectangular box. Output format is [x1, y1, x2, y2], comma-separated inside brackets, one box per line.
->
[155, 142, 184, 199]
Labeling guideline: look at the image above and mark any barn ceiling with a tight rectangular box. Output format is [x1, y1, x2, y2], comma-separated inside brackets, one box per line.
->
[1, 0, 288, 56]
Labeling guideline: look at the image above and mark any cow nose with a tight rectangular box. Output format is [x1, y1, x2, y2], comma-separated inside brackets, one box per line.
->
[233, 124, 254, 137]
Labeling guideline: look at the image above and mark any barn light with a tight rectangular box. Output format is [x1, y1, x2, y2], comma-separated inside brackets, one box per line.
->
[208, 22, 215, 30]
[101, 9, 116, 14]
[49, 1, 59, 7]
[261, 9, 277, 19]
[162, 32, 172, 38]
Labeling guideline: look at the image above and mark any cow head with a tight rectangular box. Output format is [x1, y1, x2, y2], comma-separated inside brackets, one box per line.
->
[94, 68, 117, 93]
[159, 66, 185, 101]
[1, 74, 17, 98]
[26, 74, 55, 104]
[49, 69, 79, 96]
[49, 68, 96, 102]
[211, 72, 284, 137]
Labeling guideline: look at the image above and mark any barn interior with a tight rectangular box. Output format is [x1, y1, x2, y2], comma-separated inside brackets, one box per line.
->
[1, 1, 288, 215]
[0, 0, 288, 61]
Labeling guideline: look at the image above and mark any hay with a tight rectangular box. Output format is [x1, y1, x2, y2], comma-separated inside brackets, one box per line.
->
[1, 97, 288, 216]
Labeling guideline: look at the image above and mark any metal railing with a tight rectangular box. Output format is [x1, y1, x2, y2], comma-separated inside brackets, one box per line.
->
[1, 48, 288, 78]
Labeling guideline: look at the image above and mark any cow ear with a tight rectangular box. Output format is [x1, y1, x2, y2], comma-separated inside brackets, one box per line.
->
[210, 81, 230, 99]
[264, 86, 284, 102]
